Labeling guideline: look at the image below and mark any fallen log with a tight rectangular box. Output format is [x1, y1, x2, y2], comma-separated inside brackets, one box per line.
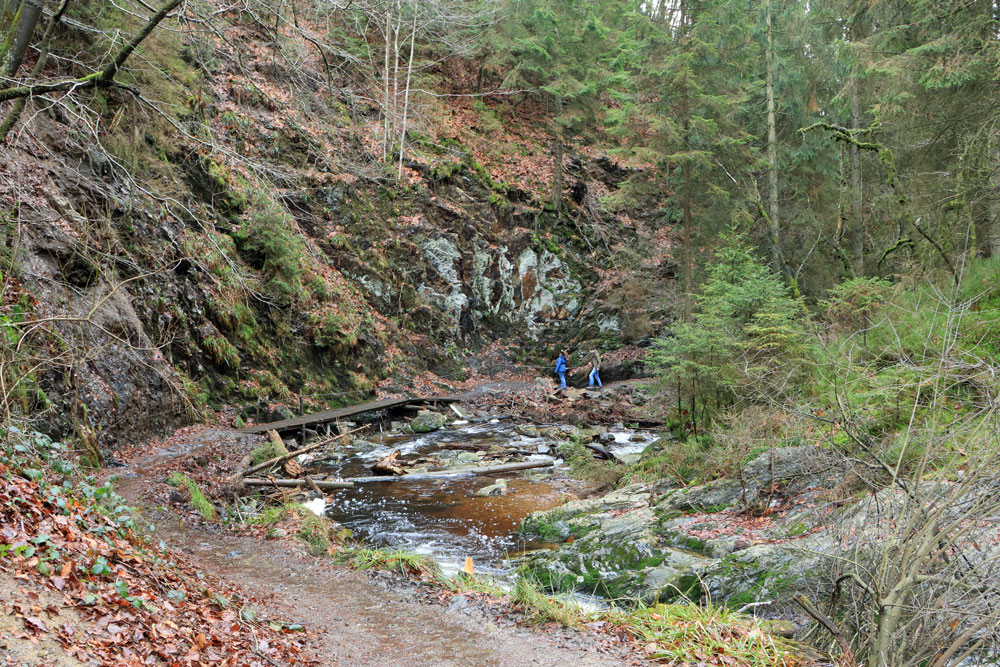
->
[243, 478, 356, 490]
[346, 459, 554, 483]
[230, 425, 367, 481]
[372, 449, 405, 476]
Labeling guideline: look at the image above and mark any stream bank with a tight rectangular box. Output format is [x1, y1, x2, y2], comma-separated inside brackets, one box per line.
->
[108, 386, 821, 666]
[113, 423, 648, 666]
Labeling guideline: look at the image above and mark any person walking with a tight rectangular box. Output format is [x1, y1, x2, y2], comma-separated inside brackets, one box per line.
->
[587, 349, 602, 388]
[554, 349, 568, 389]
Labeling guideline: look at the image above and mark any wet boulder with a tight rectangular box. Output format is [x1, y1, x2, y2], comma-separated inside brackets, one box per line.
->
[655, 479, 747, 515]
[411, 410, 448, 433]
[537, 426, 566, 440]
[520, 501, 716, 602]
[702, 536, 837, 620]
[655, 446, 844, 515]
[611, 451, 641, 466]
[475, 479, 508, 497]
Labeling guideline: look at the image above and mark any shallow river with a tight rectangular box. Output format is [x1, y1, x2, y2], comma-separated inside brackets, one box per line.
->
[315, 423, 655, 577]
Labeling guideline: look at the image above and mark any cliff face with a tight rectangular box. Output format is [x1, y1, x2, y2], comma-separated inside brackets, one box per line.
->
[0, 7, 668, 452]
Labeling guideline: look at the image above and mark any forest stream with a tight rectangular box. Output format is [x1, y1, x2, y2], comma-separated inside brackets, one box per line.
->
[108, 423, 646, 666]
[316, 423, 656, 580]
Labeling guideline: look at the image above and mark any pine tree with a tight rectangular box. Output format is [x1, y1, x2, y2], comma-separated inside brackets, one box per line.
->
[651, 233, 809, 427]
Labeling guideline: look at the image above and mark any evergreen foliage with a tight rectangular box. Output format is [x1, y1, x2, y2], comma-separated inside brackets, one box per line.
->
[650, 234, 809, 425]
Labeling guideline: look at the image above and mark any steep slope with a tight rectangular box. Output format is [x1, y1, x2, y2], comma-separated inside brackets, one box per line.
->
[0, 4, 672, 452]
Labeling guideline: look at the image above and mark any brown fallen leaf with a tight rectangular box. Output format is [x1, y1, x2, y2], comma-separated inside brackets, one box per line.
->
[23, 616, 48, 634]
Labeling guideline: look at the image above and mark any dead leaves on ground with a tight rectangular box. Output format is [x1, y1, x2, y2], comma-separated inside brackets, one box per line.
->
[0, 469, 317, 666]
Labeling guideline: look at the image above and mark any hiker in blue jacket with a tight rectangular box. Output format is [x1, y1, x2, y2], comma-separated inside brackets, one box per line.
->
[554, 350, 568, 389]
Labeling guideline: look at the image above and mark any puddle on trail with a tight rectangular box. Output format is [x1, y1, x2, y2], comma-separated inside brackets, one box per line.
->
[318, 423, 656, 578]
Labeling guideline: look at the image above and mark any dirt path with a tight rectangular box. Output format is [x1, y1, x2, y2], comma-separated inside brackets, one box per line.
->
[114, 427, 640, 667]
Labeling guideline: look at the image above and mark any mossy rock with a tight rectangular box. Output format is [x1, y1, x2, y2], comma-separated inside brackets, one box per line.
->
[411, 410, 447, 433]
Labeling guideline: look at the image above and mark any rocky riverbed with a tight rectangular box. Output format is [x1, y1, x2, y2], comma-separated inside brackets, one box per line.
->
[517, 445, 850, 629]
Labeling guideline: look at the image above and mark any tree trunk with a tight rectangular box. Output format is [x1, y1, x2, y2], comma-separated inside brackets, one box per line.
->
[1, 0, 42, 80]
[243, 478, 356, 490]
[680, 0, 692, 321]
[0, 1, 17, 35]
[0, 0, 68, 143]
[764, 0, 789, 281]
[396, 7, 417, 179]
[347, 459, 554, 484]
[552, 93, 563, 215]
[681, 97, 693, 320]
[391, 0, 401, 156]
[977, 140, 1000, 258]
[849, 64, 864, 273]
[382, 3, 391, 161]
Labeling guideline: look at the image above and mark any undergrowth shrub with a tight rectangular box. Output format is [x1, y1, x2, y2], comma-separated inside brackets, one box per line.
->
[201, 335, 240, 368]
[650, 233, 812, 431]
[620, 435, 715, 486]
[820, 276, 893, 335]
[296, 511, 333, 556]
[250, 435, 288, 465]
[233, 198, 308, 305]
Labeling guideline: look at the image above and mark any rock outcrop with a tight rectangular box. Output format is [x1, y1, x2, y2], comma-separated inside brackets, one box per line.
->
[519, 446, 847, 621]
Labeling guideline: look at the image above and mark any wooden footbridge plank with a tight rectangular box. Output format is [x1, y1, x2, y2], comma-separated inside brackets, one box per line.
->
[240, 394, 465, 435]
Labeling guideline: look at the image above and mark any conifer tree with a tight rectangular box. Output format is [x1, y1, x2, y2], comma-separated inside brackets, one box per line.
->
[499, 0, 627, 214]
[610, 0, 759, 312]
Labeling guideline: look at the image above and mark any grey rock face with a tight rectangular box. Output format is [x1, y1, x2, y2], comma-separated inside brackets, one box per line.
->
[518, 446, 851, 622]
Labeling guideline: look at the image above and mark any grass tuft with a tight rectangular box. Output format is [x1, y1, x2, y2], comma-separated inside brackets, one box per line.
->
[167, 472, 217, 521]
[334, 546, 439, 577]
[512, 575, 584, 627]
[605, 602, 799, 666]
[296, 511, 333, 556]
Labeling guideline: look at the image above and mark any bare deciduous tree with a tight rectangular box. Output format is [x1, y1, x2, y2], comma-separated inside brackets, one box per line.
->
[804, 282, 1000, 666]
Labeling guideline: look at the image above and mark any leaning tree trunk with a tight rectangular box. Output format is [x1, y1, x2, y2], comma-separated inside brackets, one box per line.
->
[0, 0, 67, 143]
[0, 0, 42, 80]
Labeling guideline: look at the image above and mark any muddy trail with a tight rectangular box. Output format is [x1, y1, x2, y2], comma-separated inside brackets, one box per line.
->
[113, 426, 644, 666]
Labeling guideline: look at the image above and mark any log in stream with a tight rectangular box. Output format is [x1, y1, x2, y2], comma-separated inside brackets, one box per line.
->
[242, 460, 555, 490]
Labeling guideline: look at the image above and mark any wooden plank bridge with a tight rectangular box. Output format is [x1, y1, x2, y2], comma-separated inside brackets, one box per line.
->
[240, 394, 465, 435]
